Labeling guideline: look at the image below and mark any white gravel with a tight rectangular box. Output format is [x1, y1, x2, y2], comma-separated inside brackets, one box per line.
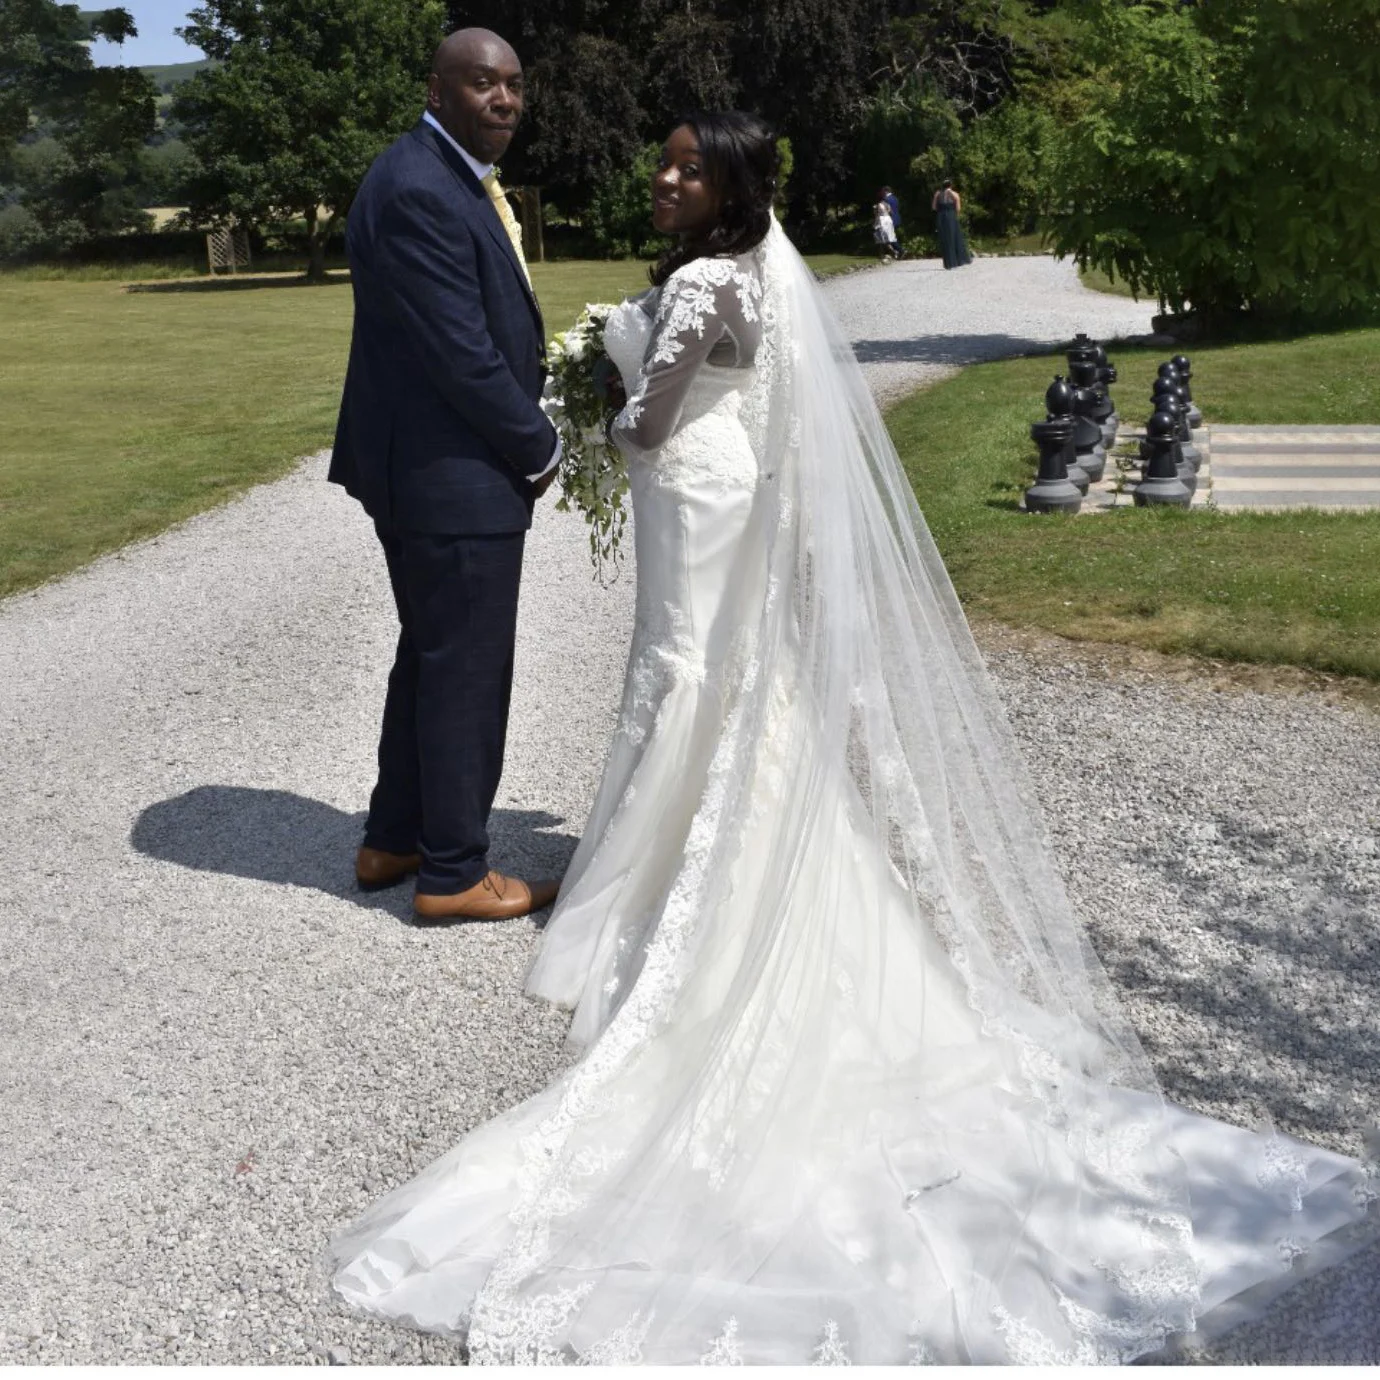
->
[1, 255, 1375, 1364]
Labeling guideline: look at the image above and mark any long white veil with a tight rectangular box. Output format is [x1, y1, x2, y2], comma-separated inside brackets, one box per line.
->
[332, 219, 1374, 1365]
[754, 218, 1154, 1089]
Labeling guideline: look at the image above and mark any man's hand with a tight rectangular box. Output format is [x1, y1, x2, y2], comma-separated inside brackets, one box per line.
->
[533, 466, 560, 499]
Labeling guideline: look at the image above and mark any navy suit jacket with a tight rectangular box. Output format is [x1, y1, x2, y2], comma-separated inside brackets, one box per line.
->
[330, 121, 555, 535]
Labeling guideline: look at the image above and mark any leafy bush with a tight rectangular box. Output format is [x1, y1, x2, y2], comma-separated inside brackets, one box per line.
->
[853, 77, 961, 229]
[137, 138, 199, 207]
[579, 143, 663, 260]
[952, 97, 1054, 238]
[774, 136, 794, 217]
[1045, 0, 1380, 327]
[0, 203, 46, 260]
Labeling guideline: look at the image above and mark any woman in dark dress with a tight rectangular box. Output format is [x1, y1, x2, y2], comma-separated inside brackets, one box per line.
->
[933, 178, 971, 269]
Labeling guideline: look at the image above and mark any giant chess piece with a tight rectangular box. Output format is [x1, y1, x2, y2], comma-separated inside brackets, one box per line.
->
[1052, 373, 1091, 494]
[1093, 344, 1120, 444]
[1157, 396, 1197, 494]
[1066, 332, 1098, 368]
[1068, 369, 1107, 484]
[1170, 353, 1203, 428]
[1152, 376, 1202, 471]
[1068, 335, 1117, 442]
[1025, 376, 1084, 513]
[1133, 410, 1192, 507]
[1070, 356, 1115, 441]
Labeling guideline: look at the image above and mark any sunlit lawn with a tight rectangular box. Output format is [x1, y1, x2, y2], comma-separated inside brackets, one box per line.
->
[887, 330, 1380, 679]
[1079, 263, 1143, 299]
[0, 252, 872, 598]
[0, 258, 699, 599]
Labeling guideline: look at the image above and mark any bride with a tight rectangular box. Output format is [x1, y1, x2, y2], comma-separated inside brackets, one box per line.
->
[330, 112, 1376, 1364]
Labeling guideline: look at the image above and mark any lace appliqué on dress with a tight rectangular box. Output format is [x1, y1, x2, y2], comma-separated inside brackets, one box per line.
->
[466, 665, 768, 1362]
[994, 1284, 1184, 1367]
[811, 1320, 851, 1365]
[614, 254, 766, 483]
[648, 257, 762, 369]
[1257, 1132, 1310, 1213]
[701, 1317, 743, 1365]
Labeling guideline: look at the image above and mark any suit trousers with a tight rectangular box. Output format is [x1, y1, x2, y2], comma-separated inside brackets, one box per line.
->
[364, 522, 526, 895]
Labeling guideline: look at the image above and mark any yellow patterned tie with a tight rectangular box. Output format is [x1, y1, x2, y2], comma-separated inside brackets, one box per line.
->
[482, 171, 532, 291]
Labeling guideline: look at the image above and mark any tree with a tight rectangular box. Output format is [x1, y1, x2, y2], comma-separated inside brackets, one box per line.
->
[0, 0, 156, 256]
[852, 0, 1076, 243]
[870, 0, 1067, 122]
[1045, 0, 1380, 326]
[447, 0, 899, 232]
[173, 0, 446, 281]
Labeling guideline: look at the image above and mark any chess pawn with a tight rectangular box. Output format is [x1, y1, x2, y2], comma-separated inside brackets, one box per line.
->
[1170, 353, 1203, 428]
[1025, 377, 1084, 513]
[1133, 411, 1192, 507]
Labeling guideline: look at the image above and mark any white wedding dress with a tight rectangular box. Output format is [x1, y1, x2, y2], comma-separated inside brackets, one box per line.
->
[330, 223, 1377, 1364]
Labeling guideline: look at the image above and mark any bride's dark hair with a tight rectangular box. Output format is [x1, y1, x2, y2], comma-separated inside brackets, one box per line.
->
[650, 110, 780, 287]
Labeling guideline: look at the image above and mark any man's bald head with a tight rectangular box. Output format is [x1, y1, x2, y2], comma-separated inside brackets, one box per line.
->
[426, 27, 524, 165]
[431, 27, 517, 78]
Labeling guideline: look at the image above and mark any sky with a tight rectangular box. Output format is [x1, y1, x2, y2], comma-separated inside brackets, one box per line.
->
[88, 0, 206, 67]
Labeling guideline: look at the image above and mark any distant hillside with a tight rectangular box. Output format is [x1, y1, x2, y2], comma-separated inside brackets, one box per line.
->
[141, 59, 215, 93]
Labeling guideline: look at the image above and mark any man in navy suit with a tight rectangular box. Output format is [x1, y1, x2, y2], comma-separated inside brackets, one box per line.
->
[331, 27, 560, 922]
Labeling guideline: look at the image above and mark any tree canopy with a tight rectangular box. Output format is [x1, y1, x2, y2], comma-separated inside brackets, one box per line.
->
[0, 0, 156, 255]
[448, 0, 898, 228]
[3, 0, 1377, 324]
[1045, 0, 1380, 325]
[172, 0, 445, 279]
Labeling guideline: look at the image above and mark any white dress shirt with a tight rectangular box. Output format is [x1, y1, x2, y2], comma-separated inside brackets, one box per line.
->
[421, 110, 560, 484]
[422, 110, 491, 181]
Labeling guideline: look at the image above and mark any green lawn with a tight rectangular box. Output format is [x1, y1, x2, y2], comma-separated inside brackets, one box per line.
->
[887, 330, 1380, 679]
[0, 255, 871, 600]
[969, 231, 1049, 257]
[805, 253, 878, 279]
[1078, 263, 1143, 299]
[1, 273, 350, 599]
[0, 261, 659, 600]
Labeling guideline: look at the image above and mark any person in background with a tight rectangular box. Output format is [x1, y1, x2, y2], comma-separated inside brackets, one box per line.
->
[872, 190, 901, 261]
[933, 177, 972, 269]
[882, 184, 901, 239]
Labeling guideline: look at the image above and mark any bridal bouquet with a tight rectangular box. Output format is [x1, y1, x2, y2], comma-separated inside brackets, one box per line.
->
[543, 303, 628, 582]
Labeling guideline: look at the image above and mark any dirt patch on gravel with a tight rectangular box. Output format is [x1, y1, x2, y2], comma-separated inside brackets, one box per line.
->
[970, 617, 1380, 714]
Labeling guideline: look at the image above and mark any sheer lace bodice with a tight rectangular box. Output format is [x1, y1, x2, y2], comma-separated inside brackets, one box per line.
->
[605, 253, 764, 461]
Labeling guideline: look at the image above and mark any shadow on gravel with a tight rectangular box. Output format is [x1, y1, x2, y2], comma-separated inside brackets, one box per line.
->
[1103, 818, 1380, 1151]
[130, 785, 579, 911]
[850, 333, 1057, 367]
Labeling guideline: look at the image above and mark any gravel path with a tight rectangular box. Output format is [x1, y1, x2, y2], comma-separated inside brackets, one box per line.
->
[2, 256, 1375, 1365]
[821, 252, 1157, 404]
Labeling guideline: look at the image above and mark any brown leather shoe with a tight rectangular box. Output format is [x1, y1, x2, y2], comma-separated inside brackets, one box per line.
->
[356, 846, 421, 892]
[413, 871, 560, 924]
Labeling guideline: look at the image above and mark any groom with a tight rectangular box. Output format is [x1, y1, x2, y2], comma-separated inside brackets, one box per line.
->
[330, 27, 561, 921]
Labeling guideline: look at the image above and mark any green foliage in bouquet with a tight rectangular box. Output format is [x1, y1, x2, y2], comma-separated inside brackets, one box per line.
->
[545, 304, 630, 583]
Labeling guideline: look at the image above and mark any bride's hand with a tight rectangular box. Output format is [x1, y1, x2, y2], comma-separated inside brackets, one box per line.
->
[593, 357, 626, 412]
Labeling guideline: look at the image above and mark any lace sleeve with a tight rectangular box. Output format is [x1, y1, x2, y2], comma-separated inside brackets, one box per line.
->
[612, 256, 763, 457]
